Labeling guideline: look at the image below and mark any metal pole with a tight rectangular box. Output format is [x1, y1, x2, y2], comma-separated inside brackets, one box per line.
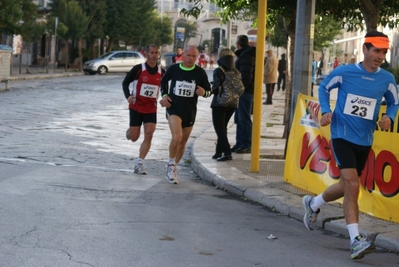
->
[226, 20, 231, 49]
[54, 17, 58, 73]
[249, 0, 267, 172]
[290, 0, 315, 127]
[219, 20, 223, 48]
[161, 0, 164, 22]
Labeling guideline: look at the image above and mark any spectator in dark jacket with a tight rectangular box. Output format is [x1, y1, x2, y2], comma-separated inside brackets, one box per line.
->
[277, 53, 286, 91]
[210, 48, 238, 161]
[231, 35, 255, 154]
[317, 57, 324, 76]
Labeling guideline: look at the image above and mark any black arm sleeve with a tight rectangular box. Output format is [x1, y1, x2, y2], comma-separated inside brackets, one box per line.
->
[238, 55, 255, 90]
[122, 64, 141, 99]
[160, 66, 172, 96]
[199, 67, 212, 97]
[212, 68, 224, 95]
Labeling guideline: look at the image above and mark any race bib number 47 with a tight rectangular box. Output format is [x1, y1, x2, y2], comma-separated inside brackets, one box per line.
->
[174, 81, 195, 97]
[343, 93, 376, 120]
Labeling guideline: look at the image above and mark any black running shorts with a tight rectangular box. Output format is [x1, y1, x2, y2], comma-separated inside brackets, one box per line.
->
[331, 138, 371, 176]
[129, 109, 156, 127]
[166, 108, 196, 128]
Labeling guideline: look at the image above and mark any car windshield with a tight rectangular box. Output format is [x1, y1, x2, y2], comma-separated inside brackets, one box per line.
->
[98, 52, 113, 59]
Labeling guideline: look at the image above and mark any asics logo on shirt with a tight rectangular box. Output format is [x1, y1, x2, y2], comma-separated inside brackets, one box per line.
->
[351, 97, 372, 106]
[178, 83, 193, 89]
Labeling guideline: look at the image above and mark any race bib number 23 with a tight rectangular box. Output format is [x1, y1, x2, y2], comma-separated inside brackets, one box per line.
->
[343, 93, 376, 120]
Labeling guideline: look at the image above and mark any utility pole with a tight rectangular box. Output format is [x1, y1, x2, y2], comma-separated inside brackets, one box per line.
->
[226, 20, 231, 49]
[290, 0, 315, 126]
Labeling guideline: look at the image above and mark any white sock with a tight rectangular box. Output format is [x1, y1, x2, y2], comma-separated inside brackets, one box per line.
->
[168, 158, 175, 165]
[310, 194, 326, 211]
[137, 158, 143, 164]
[347, 223, 360, 244]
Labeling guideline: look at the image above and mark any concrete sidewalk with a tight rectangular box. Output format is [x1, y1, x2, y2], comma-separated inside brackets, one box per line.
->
[0, 66, 83, 90]
[190, 90, 399, 254]
[9, 66, 84, 81]
[5, 68, 399, 254]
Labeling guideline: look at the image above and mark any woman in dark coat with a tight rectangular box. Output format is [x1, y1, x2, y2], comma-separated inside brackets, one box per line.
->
[210, 48, 238, 161]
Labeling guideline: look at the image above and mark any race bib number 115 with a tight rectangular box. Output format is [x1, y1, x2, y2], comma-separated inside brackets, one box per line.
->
[174, 81, 195, 97]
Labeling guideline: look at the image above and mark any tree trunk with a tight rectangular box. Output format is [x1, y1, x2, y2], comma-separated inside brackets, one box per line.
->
[100, 38, 105, 55]
[25, 44, 31, 74]
[45, 34, 49, 73]
[107, 38, 114, 52]
[90, 41, 96, 59]
[78, 38, 83, 72]
[282, 29, 295, 140]
[64, 40, 69, 72]
[359, 0, 380, 32]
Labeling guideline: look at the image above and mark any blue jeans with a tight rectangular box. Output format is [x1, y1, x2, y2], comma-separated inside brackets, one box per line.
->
[234, 92, 253, 149]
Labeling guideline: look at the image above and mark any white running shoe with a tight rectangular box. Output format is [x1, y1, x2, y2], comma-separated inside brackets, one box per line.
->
[351, 235, 376, 260]
[165, 164, 178, 184]
[134, 163, 147, 175]
[302, 195, 320, 230]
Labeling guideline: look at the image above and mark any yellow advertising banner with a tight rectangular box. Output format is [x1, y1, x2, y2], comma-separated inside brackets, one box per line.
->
[284, 94, 399, 223]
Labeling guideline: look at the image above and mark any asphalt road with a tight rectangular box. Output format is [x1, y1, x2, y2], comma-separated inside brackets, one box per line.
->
[0, 74, 398, 267]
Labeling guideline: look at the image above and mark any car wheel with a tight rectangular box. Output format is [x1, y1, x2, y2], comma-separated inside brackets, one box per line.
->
[98, 66, 108, 75]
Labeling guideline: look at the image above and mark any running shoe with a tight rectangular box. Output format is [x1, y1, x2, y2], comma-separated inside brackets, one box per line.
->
[350, 235, 376, 260]
[134, 163, 147, 175]
[165, 164, 178, 184]
[302, 195, 320, 230]
[126, 128, 130, 140]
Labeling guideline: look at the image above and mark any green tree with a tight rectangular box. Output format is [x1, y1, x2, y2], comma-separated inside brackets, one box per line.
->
[140, 14, 173, 47]
[313, 15, 342, 51]
[129, 13, 173, 62]
[155, 15, 174, 47]
[128, 0, 158, 48]
[321, 0, 399, 32]
[268, 15, 288, 48]
[104, 0, 157, 51]
[0, 0, 42, 44]
[269, 14, 341, 51]
[52, 0, 88, 70]
[77, 0, 107, 60]
[181, 21, 198, 46]
[183, 0, 399, 32]
[18, 0, 45, 73]
[182, 0, 399, 139]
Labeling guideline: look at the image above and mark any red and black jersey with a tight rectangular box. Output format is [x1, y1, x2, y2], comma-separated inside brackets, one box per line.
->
[122, 62, 164, 114]
[173, 54, 183, 64]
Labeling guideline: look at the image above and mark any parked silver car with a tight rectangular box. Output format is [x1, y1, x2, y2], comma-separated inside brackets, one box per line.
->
[83, 51, 145, 75]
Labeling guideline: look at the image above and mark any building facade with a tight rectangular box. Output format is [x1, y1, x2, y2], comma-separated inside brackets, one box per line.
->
[157, 0, 258, 55]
